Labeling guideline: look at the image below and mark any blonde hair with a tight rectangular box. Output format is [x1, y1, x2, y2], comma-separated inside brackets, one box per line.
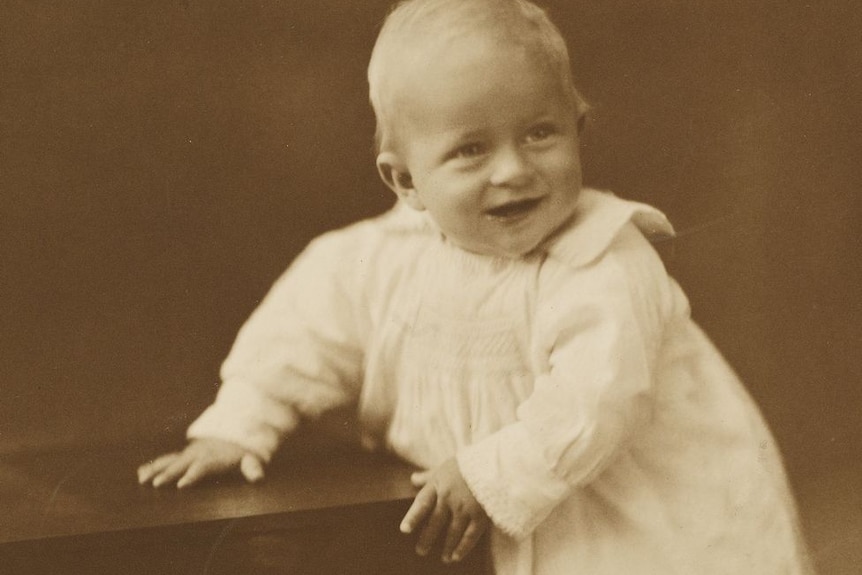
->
[367, 0, 588, 153]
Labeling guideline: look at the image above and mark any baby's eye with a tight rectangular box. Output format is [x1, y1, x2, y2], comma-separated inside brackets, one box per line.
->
[524, 123, 557, 143]
[453, 142, 486, 159]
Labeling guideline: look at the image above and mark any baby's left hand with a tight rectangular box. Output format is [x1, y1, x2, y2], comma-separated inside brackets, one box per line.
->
[400, 457, 489, 563]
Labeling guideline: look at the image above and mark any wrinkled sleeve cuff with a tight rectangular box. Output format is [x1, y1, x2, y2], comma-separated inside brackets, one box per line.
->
[186, 383, 302, 463]
[456, 425, 570, 540]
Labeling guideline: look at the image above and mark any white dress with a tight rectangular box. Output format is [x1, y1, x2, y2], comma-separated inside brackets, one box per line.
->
[188, 189, 813, 574]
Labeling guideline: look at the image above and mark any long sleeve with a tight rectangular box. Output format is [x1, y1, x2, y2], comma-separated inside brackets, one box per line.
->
[187, 224, 372, 462]
[457, 223, 674, 538]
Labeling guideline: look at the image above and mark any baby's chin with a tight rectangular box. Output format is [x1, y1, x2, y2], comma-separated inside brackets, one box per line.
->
[452, 229, 563, 259]
[509, 197, 580, 257]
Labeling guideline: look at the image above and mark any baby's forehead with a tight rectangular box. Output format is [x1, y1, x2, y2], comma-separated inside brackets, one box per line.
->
[384, 3, 542, 57]
[381, 21, 557, 97]
[390, 48, 571, 146]
[368, 0, 575, 152]
[385, 34, 558, 105]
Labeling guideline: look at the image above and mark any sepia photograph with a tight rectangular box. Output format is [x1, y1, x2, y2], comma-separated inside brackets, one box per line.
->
[1, 1, 859, 573]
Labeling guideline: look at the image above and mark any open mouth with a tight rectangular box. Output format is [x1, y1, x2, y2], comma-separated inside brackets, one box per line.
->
[484, 198, 543, 220]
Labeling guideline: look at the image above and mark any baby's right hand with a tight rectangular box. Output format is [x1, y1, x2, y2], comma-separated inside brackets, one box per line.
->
[137, 438, 265, 489]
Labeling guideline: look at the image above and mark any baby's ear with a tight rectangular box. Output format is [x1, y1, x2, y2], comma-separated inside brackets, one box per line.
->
[376, 151, 424, 211]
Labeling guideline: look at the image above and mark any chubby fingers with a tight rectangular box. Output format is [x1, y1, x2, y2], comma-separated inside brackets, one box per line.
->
[137, 460, 158, 485]
[240, 453, 265, 483]
[402, 485, 455, 557]
[176, 458, 218, 489]
[415, 500, 450, 557]
[410, 470, 430, 488]
[137, 452, 182, 486]
[400, 484, 436, 534]
[446, 518, 488, 563]
[151, 452, 196, 488]
[441, 513, 470, 562]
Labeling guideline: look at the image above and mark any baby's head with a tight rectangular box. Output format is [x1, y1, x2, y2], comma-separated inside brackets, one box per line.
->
[369, 0, 589, 258]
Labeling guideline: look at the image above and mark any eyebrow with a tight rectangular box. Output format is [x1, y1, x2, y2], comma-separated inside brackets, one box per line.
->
[427, 127, 489, 160]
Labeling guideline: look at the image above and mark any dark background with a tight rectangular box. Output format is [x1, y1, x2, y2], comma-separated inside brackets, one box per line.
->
[1, 0, 859, 520]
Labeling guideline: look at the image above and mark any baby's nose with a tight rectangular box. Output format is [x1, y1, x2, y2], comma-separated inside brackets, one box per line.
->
[488, 147, 534, 188]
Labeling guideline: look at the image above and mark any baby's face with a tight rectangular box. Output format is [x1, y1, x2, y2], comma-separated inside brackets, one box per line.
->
[390, 36, 582, 258]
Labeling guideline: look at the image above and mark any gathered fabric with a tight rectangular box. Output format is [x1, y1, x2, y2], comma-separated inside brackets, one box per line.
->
[189, 189, 813, 574]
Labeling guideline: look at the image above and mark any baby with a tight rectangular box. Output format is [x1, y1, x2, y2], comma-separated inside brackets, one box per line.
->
[139, 0, 814, 573]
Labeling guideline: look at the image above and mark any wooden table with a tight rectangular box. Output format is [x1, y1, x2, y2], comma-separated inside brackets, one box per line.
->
[0, 436, 489, 574]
